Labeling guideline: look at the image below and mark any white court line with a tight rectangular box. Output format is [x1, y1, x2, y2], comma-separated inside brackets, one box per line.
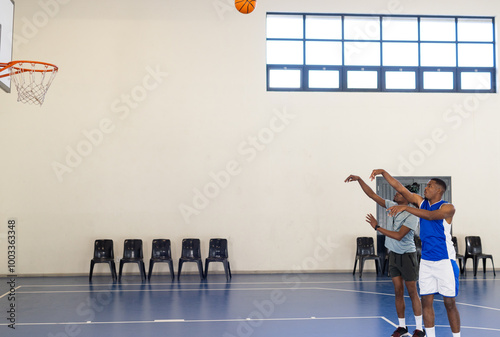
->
[154, 319, 185, 323]
[435, 324, 500, 332]
[460, 325, 500, 332]
[455, 302, 500, 311]
[0, 285, 21, 299]
[381, 316, 398, 328]
[15, 279, 394, 288]
[2, 317, 499, 332]
[0, 315, 388, 327]
[8, 320, 156, 326]
[432, 298, 500, 312]
[16, 286, 396, 297]
[182, 316, 385, 323]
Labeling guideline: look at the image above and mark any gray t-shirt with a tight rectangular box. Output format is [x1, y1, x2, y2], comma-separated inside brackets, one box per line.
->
[384, 200, 419, 254]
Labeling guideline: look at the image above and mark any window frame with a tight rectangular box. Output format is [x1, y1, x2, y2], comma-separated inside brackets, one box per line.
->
[266, 13, 496, 93]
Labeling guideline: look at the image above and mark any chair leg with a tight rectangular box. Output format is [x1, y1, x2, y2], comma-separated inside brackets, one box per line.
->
[197, 260, 204, 280]
[140, 261, 146, 282]
[228, 261, 232, 279]
[204, 260, 210, 279]
[89, 261, 95, 282]
[483, 258, 487, 274]
[111, 261, 117, 281]
[148, 260, 154, 281]
[473, 257, 479, 277]
[118, 261, 124, 281]
[223, 260, 231, 281]
[359, 258, 365, 278]
[353, 258, 358, 275]
[491, 258, 496, 276]
[168, 260, 175, 281]
[178, 260, 183, 280]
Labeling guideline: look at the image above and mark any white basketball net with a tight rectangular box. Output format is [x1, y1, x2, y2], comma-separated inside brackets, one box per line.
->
[9, 61, 58, 106]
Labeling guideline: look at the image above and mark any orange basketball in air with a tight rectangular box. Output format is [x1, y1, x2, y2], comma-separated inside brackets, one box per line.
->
[235, 0, 256, 14]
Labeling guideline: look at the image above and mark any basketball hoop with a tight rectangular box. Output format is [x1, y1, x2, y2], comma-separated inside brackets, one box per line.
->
[0, 60, 58, 106]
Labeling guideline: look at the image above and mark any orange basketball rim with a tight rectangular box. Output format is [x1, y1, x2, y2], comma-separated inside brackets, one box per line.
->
[0, 60, 58, 106]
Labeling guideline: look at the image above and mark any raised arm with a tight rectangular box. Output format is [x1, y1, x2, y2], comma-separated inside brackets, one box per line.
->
[345, 175, 385, 208]
[388, 203, 455, 223]
[369, 169, 423, 206]
[366, 214, 411, 241]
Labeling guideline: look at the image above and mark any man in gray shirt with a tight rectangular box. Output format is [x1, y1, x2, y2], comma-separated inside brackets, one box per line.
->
[345, 175, 424, 337]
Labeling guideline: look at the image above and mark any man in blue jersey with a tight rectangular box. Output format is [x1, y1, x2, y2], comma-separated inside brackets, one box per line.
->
[370, 169, 461, 337]
[345, 174, 423, 337]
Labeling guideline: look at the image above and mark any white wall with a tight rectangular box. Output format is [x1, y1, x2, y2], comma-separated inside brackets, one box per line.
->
[1, 0, 499, 276]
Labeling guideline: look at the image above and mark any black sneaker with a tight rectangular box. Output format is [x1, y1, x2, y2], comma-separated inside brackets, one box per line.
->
[412, 329, 426, 337]
[391, 326, 411, 337]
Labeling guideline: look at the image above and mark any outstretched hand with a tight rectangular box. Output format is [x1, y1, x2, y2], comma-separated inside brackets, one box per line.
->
[387, 205, 407, 217]
[344, 175, 361, 183]
[369, 169, 385, 181]
[365, 213, 378, 229]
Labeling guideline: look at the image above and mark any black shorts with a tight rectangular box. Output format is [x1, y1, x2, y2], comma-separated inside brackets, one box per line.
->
[388, 251, 419, 281]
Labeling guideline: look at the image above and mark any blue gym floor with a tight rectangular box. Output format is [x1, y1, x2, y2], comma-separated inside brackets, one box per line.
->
[1, 272, 498, 337]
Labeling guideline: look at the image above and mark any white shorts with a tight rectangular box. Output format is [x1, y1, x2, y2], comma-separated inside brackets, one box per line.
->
[419, 259, 459, 297]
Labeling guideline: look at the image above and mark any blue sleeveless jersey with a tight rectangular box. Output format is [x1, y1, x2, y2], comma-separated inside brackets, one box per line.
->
[419, 199, 456, 261]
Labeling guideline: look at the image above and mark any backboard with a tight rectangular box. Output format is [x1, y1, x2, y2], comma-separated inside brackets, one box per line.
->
[0, 0, 14, 93]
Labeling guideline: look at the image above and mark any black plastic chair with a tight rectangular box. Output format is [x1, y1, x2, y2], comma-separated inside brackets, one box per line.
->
[205, 238, 232, 281]
[119, 239, 146, 281]
[353, 237, 381, 278]
[464, 236, 496, 276]
[148, 239, 174, 281]
[89, 239, 117, 282]
[452, 236, 465, 274]
[178, 238, 204, 280]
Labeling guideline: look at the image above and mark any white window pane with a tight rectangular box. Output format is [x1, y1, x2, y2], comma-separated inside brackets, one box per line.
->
[458, 18, 493, 42]
[267, 15, 303, 39]
[267, 41, 303, 65]
[421, 43, 456, 67]
[458, 43, 494, 67]
[344, 16, 380, 40]
[461, 72, 491, 90]
[382, 17, 418, 41]
[423, 72, 454, 90]
[347, 71, 378, 89]
[306, 41, 342, 65]
[345, 42, 380, 66]
[308, 70, 340, 89]
[269, 69, 301, 88]
[306, 15, 342, 39]
[383, 43, 418, 66]
[420, 18, 456, 41]
[385, 71, 416, 89]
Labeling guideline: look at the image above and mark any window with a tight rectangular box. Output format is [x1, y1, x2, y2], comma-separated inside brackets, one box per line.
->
[266, 13, 496, 93]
